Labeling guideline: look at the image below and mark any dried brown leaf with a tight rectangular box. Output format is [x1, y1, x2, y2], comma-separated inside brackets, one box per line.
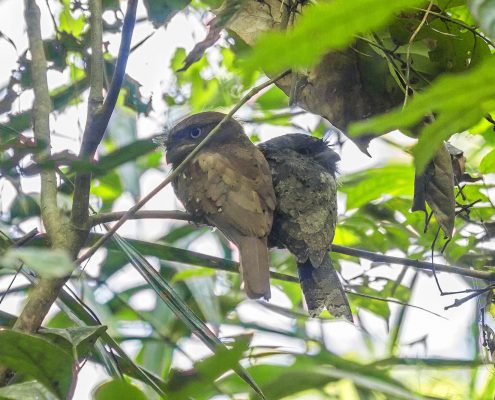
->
[412, 143, 455, 238]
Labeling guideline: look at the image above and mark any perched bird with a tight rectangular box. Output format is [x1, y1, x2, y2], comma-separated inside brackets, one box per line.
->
[258, 134, 352, 320]
[163, 112, 276, 299]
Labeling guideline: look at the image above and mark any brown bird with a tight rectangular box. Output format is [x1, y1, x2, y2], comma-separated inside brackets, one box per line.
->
[163, 112, 276, 299]
[258, 134, 352, 320]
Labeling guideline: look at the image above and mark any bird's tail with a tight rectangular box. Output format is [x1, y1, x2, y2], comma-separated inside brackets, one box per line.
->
[297, 253, 352, 321]
[238, 237, 271, 300]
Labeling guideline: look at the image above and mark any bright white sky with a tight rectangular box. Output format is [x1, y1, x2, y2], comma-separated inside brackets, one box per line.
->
[0, 0, 486, 398]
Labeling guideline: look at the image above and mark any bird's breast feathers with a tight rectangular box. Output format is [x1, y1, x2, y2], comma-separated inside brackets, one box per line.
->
[175, 149, 275, 238]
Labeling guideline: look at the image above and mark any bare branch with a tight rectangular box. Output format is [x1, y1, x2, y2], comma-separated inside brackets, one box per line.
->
[332, 244, 495, 282]
[91, 210, 193, 225]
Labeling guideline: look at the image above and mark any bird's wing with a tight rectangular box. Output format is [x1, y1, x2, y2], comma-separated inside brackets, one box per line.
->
[267, 151, 337, 266]
[181, 149, 275, 238]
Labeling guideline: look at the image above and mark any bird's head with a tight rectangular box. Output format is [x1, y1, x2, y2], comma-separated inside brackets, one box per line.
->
[157, 111, 244, 167]
[259, 134, 340, 176]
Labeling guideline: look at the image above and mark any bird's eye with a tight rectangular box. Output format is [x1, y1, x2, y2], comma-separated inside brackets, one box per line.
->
[190, 127, 201, 139]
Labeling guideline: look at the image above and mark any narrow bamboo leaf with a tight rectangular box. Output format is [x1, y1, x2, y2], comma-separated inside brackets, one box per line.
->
[101, 235, 238, 272]
[0, 330, 74, 399]
[112, 234, 266, 399]
[247, 0, 423, 72]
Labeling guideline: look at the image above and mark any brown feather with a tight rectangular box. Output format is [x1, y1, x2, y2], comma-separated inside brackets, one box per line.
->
[169, 117, 275, 300]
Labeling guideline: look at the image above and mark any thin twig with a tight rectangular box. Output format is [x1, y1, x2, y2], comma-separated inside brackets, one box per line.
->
[444, 285, 495, 310]
[91, 210, 193, 225]
[76, 70, 291, 264]
[403, 1, 433, 108]
[346, 288, 446, 319]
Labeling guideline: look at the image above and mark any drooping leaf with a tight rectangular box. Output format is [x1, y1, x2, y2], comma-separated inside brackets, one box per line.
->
[0, 330, 74, 399]
[246, 0, 424, 73]
[350, 57, 495, 173]
[412, 144, 455, 238]
[143, 0, 190, 28]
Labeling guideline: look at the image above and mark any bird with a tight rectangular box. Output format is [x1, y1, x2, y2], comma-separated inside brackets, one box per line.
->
[258, 134, 352, 321]
[162, 111, 276, 300]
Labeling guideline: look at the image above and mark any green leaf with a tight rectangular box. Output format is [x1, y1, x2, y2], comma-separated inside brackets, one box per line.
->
[112, 235, 265, 399]
[59, 0, 85, 37]
[93, 380, 147, 400]
[39, 326, 107, 360]
[246, 0, 424, 73]
[168, 340, 250, 399]
[350, 57, 495, 172]
[0, 330, 74, 399]
[143, 0, 190, 28]
[0, 381, 57, 400]
[469, 0, 495, 39]
[9, 193, 40, 221]
[171, 268, 216, 283]
[1, 247, 74, 278]
[480, 148, 495, 173]
[340, 165, 415, 209]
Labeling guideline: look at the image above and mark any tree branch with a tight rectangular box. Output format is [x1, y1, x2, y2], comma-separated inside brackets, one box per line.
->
[89, 209, 495, 282]
[75, 69, 291, 264]
[90, 210, 193, 225]
[80, 0, 137, 159]
[87, 0, 104, 117]
[24, 0, 64, 245]
[331, 244, 495, 282]
[71, 0, 137, 228]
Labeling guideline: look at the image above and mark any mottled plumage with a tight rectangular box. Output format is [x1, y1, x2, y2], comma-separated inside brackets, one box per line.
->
[164, 112, 275, 299]
[258, 134, 352, 320]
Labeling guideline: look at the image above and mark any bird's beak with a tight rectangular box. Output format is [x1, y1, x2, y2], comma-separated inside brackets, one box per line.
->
[152, 130, 169, 148]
